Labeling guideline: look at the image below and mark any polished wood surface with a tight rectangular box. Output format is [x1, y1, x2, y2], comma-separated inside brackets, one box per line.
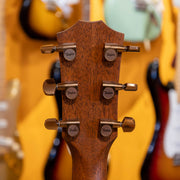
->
[56, 20, 124, 180]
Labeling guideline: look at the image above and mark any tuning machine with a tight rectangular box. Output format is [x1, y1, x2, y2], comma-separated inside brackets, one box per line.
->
[45, 118, 80, 137]
[104, 43, 140, 62]
[102, 81, 137, 100]
[40, 43, 76, 61]
[100, 117, 135, 137]
[43, 79, 78, 100]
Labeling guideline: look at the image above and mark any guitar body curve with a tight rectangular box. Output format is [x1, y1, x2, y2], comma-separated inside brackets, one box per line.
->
[104, 0, 162, 42]
[141, 61, 180, 180]
[19, 0, 82, 40]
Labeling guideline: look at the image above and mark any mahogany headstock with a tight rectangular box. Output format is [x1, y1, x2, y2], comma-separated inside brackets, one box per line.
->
[41, 21, 139, 180]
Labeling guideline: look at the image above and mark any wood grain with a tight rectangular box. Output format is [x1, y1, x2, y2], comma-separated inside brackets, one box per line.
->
[56, 21, 124, 180]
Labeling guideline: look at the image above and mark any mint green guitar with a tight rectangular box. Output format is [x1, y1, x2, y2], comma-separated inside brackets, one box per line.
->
[104, 0, 162, 42]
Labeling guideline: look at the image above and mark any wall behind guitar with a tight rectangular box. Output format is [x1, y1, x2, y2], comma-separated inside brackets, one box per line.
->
[3, 0, 177, 180]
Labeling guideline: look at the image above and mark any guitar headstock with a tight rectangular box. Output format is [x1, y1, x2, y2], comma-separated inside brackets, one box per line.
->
[41, 21, 139, 179]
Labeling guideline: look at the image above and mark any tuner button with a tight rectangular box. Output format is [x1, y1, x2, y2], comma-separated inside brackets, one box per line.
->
[43, 79, 56, 95]
[40, 45, 57, 54]
[40, 43, 76, 55]
[103, 87, 115, 100]
[124, 83, 138, 91]
[43, 80, 79, 99]
[44, 118, 59, 130]
[104, 49, 118, 62]
[122, 117, 135, 132]
[100, 124, 113, 137]
[126, 46, 140, 52]
[104, 43, 140, 53]
[102, 81, 138, 95]
[63, 48, 76, 61]
[65, 87, 78, 100]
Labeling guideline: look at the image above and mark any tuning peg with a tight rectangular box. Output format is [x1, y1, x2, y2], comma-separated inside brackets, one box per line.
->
[43, 79, 78, 100]
[43, 79, 57, 95]
[100, 117, 135, 137]
[104, 43, 140, 62]
[40, 45, 57, 54]
[121, 117, 135, 132]
[40, 43, 76, 61]
[44, 118, 59, 130]
[44, 118, 80, 137]
[102, 81, 137, 99]
[123, 83, 138, 91]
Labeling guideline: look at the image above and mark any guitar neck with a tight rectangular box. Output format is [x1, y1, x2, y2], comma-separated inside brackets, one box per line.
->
[71, 151, 109, 180]
[175, 8, 180, 102]
[0, 0, 6, 100]
[82, 0, 90, 21]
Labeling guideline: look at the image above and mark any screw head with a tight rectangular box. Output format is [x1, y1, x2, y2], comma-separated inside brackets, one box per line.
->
[63, 48, 76, 61]
[67, 125, 79, 137]
[103, 87, 115, 100]
[104, 49, 118, 62]
[65, 87, 78, 100]
[101, 125, 112, 137]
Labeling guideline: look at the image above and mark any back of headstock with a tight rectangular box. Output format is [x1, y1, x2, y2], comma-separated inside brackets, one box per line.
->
[41, 21, 139, 180]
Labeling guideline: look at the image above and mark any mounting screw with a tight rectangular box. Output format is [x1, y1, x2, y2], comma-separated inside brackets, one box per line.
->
[63, 48, 76, 61]
[67, 125, 79, 137]
[100, 124, 113, 137]
[65, 87, 78, 100]
[104, 49, 118, 62]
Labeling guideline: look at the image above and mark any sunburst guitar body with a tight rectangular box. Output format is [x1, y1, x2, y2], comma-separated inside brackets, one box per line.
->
[19, 0, 83, 39]
[141, 60, 180, 180]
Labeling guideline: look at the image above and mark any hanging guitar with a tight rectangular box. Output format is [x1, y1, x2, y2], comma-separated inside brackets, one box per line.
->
[141, 1, 180, 179]
[40, 20, 139, 180]
[0, 0, 23, 179]
[104, 0, 163, 50]
[19, 0, 88, 40]
[141, 59, 180, 180]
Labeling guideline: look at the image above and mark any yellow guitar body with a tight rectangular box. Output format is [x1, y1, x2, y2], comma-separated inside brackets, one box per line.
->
[28, 0, 63, 38]
[24, 0, 82, 39]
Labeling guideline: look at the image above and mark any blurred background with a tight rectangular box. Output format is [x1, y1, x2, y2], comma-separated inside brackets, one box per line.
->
[0, 0, 179, 180]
